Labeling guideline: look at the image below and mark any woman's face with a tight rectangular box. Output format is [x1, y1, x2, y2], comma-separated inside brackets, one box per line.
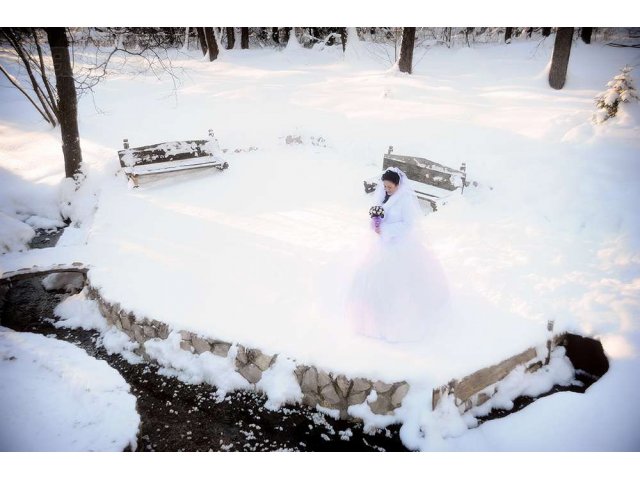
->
[383, 180, 399, 195]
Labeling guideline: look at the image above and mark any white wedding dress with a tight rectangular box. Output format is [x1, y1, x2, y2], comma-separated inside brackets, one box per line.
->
[345, 168, 451, 342]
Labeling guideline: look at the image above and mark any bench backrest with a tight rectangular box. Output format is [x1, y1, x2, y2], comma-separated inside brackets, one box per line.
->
[117, 130, 221, 168]
[382, 147, 466, 191]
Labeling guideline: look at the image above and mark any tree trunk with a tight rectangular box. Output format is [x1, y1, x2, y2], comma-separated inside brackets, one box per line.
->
[45, 28, 82, 179]
[581, 27, 593, 44]
[505, 27, 513, 43]
[272, 27, 279, 44]
[542, 27, 551, 37]
[226, 27, 235, 49]
[283, 28, 290, 43]
[196, 27, 207, 54]
[203, 27, 219, 61]
[549, 27, 574, 90]
[339, 28, 347, 52]
[241, 27, 249, 49]
[398, 27, 416, 74]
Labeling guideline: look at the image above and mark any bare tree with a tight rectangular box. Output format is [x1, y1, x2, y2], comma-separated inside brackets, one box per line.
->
[203, 27, 219, 61]
[398, 27, 416, 74]
[0, 28, 58, 126]
[271, 28, 279, 44]
[505, 27, 513, 43]
[339, 28, 347, 52]
[196, 27, 207, 54]
[45, 28, 83, 179]
[241, 28, 249, 49]
[226, 28, 235, 49]
[1, 27, 187, 186]
[549, 27, 574, 89]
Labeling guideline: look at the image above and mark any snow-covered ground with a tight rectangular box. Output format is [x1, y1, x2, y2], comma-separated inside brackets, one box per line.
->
[1, 35, 639, 451]
[0, 327, 140, 451]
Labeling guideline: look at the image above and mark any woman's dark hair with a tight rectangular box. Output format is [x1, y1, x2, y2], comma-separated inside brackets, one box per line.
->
[381, 169, 400, 185]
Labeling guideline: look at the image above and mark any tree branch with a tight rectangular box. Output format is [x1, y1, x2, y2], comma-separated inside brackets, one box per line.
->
[0, 62, 54, 125]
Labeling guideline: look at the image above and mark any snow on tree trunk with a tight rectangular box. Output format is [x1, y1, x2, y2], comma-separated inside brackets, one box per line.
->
[398, 27, 416, 74]
[344, 27, 363, 62]
[45, 27, 83, 180]
[549, 27, 574, 90]
[286, 28, 302, 50]
[183, 27, 189, 51]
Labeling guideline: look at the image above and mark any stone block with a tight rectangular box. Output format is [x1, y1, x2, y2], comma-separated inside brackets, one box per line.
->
[235, 345, 248, 365]
[351, 378, 371, 393]
[476, 392, 491, 407]
[180, 340, 193, 352]
[347, 390, 368, 406]
[317, 370, 332, 388]
[373, 380, 393, 393]
[320, 383, 341, 406]
[369, 391, 393, 415]
[132, 324, 146, 343]
[212, 342, 231, 357]
[336, 375, 352, 397]
[302, 392, 320, 408]
[179, 330, 192, 341]
[156, 323, 170, 340]
[143, 325, 156, 339]
[253, 352, 274, 371]
[238, 363, 262, 384]
[192, 336, 211, 354]
[121, 312, 131, 330]
[391, 382, 410, 408]
[294, 365, 307, 383]
[301, 367, 318, 394]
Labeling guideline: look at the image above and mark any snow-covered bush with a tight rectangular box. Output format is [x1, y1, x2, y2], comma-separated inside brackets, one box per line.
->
[593, 66, 639, 123]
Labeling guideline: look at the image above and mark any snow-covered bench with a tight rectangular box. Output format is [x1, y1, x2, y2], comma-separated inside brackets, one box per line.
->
[117, 130, 229, 187]
[363, 146, 470, 211]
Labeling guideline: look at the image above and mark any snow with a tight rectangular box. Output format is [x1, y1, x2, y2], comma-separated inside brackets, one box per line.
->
[0, 327, 140, 451]
[256, 355, 303, 410]
[143, 333, 251, 401]
[1, 35, 639, 451]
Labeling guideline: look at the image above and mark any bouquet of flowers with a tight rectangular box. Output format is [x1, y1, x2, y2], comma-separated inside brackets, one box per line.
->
[369, 205, 385, 230]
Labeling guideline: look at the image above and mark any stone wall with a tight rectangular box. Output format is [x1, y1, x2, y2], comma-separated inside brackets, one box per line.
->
[2, 265, 571, 424]
[85, 284, 410, 420]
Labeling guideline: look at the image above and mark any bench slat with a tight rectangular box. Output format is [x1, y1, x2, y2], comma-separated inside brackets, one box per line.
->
[124, 157, 227, 176]
[118, 139, 212, 168]
[383, 154, 463, 192]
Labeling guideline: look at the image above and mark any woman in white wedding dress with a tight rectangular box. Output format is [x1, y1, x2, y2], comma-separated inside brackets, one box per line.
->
[345, 167, 451, 342]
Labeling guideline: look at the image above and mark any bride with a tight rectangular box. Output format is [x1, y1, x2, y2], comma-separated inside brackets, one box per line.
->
[345, 167, 451, 342]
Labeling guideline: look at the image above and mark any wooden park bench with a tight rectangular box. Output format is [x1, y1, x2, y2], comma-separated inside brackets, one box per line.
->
[363, 146, 471, 211]
[117, 130, 229, 187]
